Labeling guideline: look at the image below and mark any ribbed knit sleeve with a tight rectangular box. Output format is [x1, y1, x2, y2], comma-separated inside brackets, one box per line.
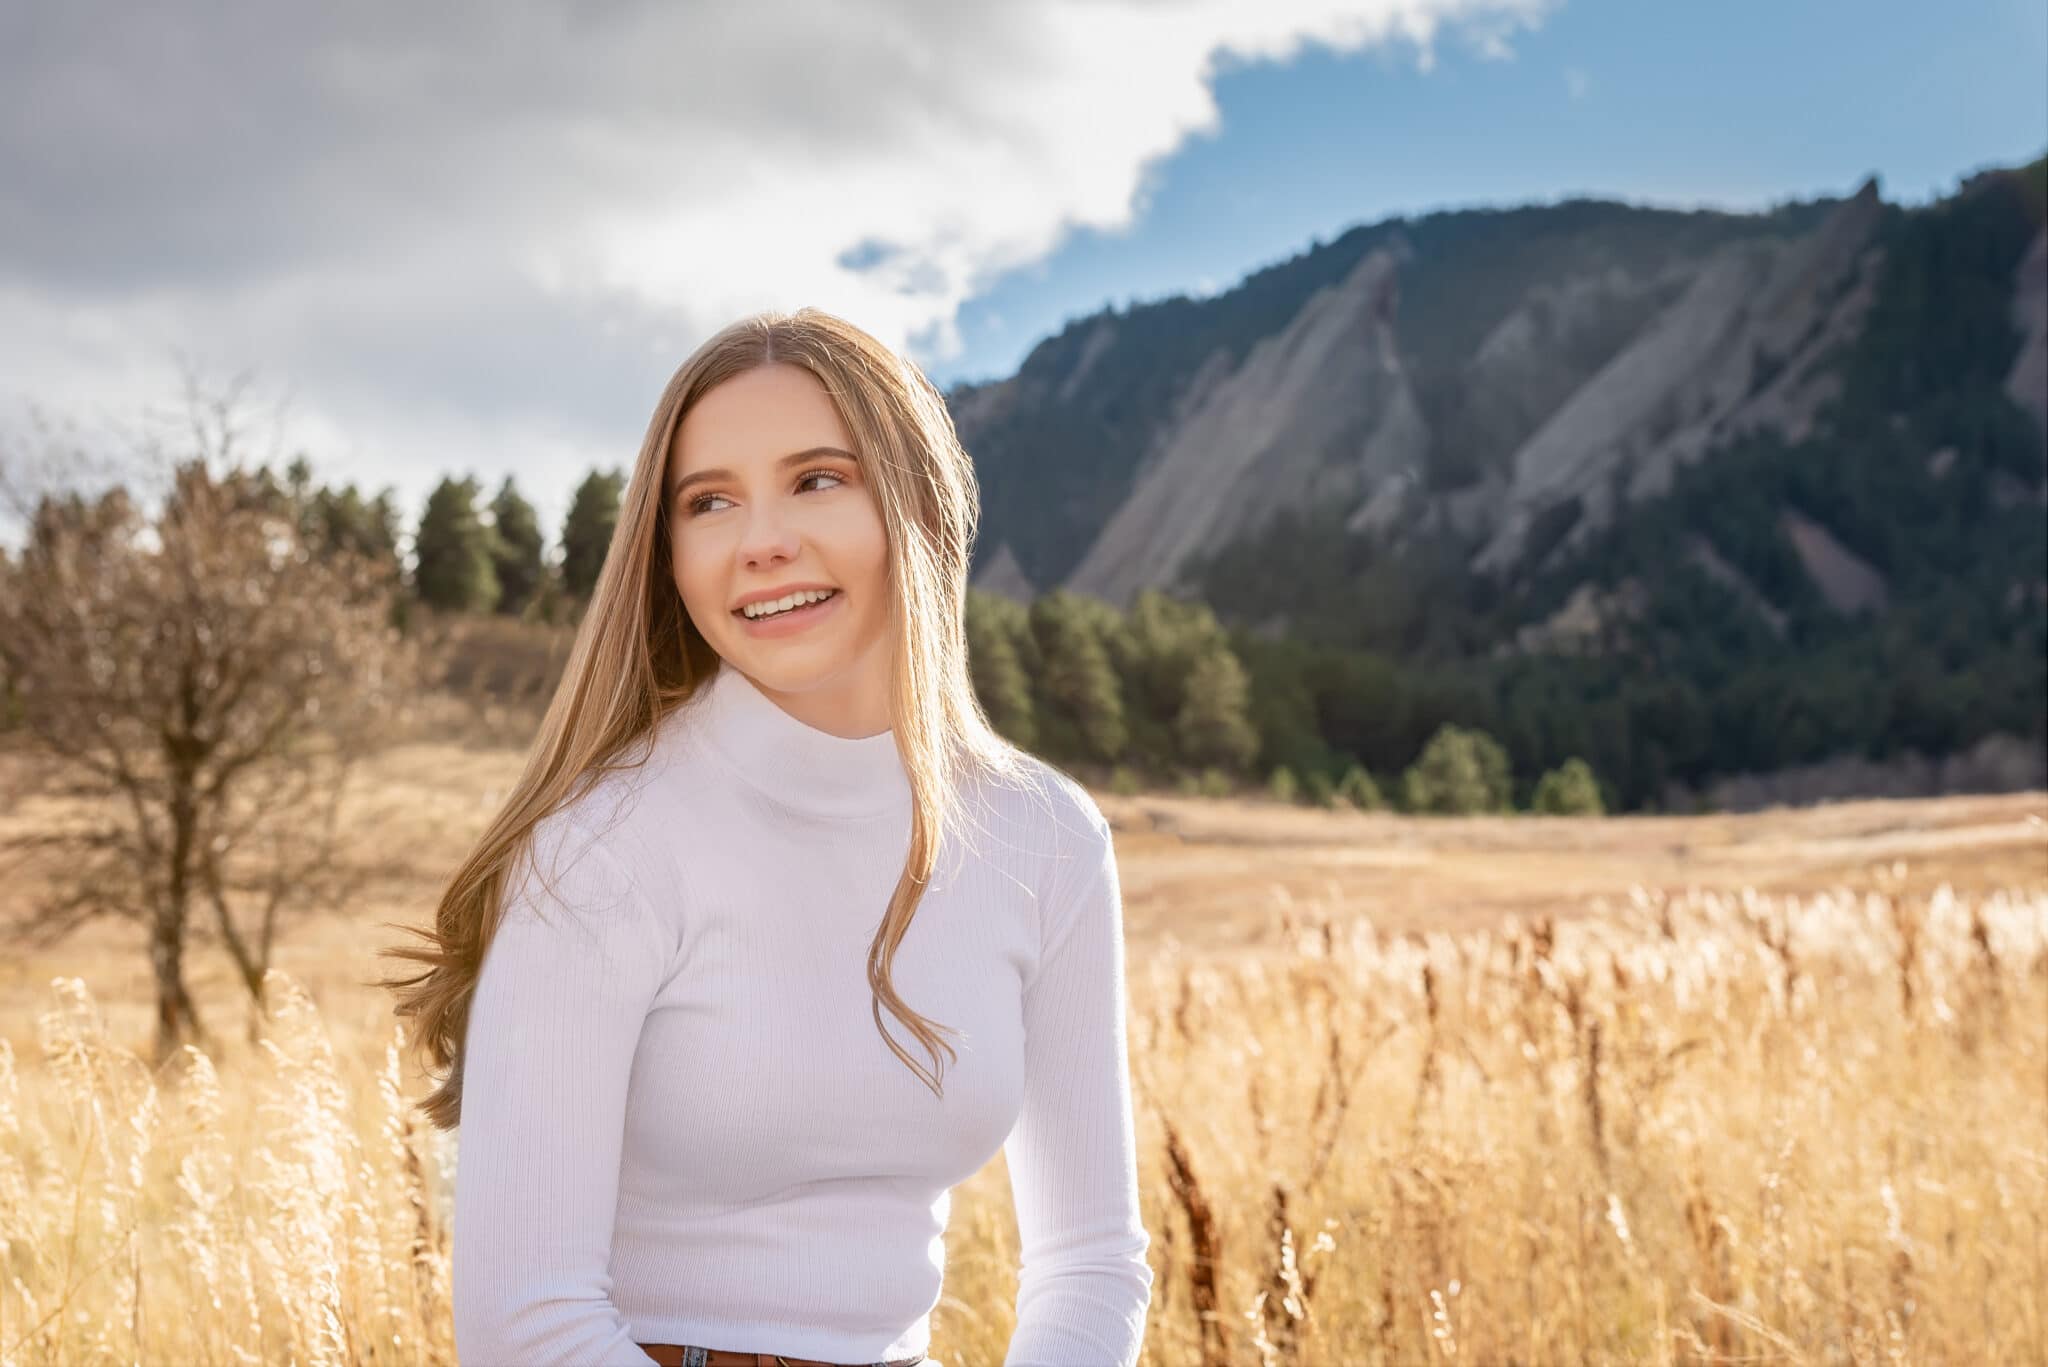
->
[452, 815, 674, 1367]
[1001, 808, 1154, 1367]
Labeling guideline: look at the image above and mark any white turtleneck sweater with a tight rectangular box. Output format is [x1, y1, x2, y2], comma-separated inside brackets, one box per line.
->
[450, 660, 1153, 1367]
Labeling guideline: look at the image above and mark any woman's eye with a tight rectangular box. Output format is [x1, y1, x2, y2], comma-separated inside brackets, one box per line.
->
[687, 468, 845, 516]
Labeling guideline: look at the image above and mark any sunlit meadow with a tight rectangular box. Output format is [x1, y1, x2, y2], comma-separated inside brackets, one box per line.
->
[2, 735, 2044, 1364]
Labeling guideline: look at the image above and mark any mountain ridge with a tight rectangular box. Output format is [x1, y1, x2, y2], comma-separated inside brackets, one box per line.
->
[953, 158, 2045, 669]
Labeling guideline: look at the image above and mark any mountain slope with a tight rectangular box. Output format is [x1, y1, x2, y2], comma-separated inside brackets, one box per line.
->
[953, 193, 1835, 602]
[955, 161, 2044, 660]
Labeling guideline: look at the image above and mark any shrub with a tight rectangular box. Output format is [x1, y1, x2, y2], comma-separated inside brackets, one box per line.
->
[1401, 723, 1513, 815]
[1532, 757, 1606, 815]
[1337, 764, 1384, 811]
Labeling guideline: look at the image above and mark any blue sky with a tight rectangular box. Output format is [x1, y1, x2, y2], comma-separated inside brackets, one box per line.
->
[929, 0, 2048, 389]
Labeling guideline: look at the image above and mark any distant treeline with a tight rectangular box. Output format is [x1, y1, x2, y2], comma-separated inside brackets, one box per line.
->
[966, 585, 1605, 815]
[24, 420, 2036, 813]
[0, 456, 1614, 813]
[230, 462, 629, 627]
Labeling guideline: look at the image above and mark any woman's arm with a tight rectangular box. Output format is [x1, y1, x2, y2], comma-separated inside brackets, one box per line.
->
[1002, 803, 1154, 1367]
[451, 814, 673, 1367]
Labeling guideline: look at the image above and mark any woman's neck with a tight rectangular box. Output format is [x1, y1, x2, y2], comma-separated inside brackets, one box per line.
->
[674, 657, 911, 819]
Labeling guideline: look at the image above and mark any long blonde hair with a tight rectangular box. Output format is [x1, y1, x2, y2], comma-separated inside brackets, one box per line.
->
[378, 306, 1038, 1130]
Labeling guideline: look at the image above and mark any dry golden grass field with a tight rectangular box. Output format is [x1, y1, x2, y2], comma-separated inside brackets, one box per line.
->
[2, 709, 2044, 1365]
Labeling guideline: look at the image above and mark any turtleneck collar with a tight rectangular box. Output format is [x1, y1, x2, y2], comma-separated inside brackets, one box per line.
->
[672, 659, 911, 819]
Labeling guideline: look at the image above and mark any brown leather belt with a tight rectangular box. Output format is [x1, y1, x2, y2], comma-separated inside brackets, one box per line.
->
[635, 1344, 925, 1367]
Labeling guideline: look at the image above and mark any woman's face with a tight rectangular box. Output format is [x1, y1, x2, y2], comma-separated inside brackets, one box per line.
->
[666, 362, 895, 729]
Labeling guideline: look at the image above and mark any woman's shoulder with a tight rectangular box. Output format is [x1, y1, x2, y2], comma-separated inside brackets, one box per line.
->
[524, 749, 679, 884]
[964, 748, 1113, 864]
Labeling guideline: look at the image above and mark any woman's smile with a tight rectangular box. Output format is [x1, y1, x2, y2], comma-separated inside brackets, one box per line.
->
[733, 586, 844, 637]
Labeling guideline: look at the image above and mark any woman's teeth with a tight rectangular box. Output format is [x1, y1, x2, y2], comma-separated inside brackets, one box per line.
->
[742, 588, 838, 619]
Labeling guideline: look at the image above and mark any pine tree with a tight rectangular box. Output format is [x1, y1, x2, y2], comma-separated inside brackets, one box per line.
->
[1174, 648, 1260, 772]
[308, 482, 402, 582]
[561, 468, 625, 600]
[966, 591, 1037, 749]
[488, 475, 546, 617]
[366, 489, 403, 563]
[413, 475, 499, 612]
[284, 454, 314, 507]
[1119, 589, 1238, 769]
[1029, 590, 1125, 764]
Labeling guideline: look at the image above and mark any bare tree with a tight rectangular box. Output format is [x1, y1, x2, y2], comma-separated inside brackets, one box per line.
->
[0, 377, 421, 1065]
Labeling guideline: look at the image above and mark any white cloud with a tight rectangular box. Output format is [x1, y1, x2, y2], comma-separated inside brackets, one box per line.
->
[0, 0, 1554, 543]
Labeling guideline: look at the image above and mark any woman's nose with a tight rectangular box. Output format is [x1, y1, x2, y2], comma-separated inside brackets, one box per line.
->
[737, 500, 801, 563]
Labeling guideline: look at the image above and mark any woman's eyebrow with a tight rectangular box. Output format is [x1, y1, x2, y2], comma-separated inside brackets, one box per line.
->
[670, 446, 855, 501]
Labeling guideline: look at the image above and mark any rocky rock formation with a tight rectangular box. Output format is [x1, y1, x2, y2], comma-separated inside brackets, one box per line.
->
[1778, 508, 1888, 617]
[1470, 181, 1884, 575]
[2007, 228, 2047, 455]
[1063, 244, 1426, 605]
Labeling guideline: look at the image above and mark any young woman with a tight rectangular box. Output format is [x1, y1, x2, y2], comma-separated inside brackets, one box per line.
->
[380, 308, 1153, 1367]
